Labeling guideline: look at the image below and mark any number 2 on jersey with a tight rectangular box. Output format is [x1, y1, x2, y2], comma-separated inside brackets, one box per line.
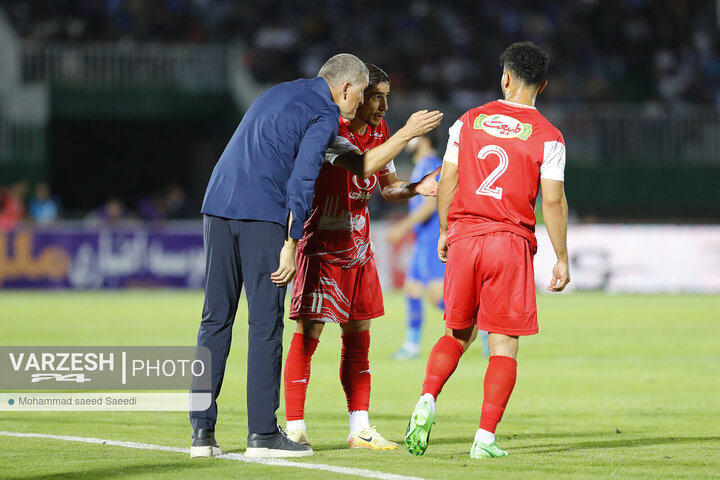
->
[475, 144, 508, 199]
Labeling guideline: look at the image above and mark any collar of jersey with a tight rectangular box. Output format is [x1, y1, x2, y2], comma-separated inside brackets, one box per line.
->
[497, 99, 537, 110]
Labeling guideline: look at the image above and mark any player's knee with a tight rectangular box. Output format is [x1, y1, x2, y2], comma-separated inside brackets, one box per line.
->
[340, 319, 371, 334]
[445, 326, 476, 352]
[487, 333, 519, 358]
[297, 319, 324, 339]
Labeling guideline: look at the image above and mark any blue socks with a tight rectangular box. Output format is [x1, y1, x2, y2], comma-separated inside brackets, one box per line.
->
[406, 297, 423, 346]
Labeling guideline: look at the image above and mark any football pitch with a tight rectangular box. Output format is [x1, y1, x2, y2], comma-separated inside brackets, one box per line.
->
[1, 290, 719, 479]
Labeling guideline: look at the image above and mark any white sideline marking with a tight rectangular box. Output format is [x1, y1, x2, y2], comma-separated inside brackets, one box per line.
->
[0, 431, 430, 480]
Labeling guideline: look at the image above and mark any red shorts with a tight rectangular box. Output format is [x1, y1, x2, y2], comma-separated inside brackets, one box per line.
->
[443, 231, 538, 336]
[290, 254, 384, 323]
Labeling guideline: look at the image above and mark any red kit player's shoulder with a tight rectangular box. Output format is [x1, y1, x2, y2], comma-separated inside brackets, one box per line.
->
[337, 117, 352, 138]
[534, 111, 564, 143]
[455, 100, 510, 130]
[523, 108, 563, 146]
[458, 102, 498, 123]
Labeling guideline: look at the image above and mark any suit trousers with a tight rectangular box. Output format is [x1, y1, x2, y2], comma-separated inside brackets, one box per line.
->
[190, 214, 286, 435]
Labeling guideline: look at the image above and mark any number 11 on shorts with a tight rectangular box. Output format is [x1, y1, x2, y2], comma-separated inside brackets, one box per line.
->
[310, 292, 323, 313]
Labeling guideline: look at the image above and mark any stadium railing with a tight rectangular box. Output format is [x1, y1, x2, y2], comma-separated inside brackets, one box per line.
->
[0, 116, 45, 164]
[545, 105, 720, 166]
[20, 42, 228, 91]
[388, 96, 720, 167]
[13, 39, 720, 166]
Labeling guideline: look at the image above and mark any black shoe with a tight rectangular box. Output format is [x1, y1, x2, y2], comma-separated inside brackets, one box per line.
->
[190, 428, 222, 458]
[245, 426, 314, 458]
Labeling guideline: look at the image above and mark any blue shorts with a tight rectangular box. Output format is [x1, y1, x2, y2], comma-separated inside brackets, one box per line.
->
[406, 240, 446, 284]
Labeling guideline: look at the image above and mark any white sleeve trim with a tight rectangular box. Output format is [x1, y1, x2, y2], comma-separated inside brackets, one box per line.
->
[442, 120, 463, 165]
[540, 140, 566, 181]
[379, 159, 396, 176]
[325, 135, 356, 164]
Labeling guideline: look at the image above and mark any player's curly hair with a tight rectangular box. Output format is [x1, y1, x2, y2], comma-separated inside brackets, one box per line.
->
[365, 63, 389, 90]
[499, 41, 549, 86]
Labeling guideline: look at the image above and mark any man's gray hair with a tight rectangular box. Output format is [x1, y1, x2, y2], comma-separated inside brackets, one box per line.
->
[318, 53, 369, 88]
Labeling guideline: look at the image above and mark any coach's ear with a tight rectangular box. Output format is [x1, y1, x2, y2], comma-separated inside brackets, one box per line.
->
[537, 79, 548, 95]
[342, 82, 352, 99]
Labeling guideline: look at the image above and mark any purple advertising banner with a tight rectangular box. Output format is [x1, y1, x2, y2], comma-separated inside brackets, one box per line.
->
[0, 222, 205, 289]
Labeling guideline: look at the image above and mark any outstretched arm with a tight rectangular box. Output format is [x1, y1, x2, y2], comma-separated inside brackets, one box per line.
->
[378, 167, 440, 202]
[333, 110, 443, 178]
[541, 178, 570, 291]
[436, 161, 458, 263]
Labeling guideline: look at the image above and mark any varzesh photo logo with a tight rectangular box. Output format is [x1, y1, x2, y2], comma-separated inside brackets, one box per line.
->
[0, 346, 212, 411]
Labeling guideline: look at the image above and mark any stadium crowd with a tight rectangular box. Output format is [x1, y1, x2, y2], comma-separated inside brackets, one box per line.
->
[0, 179, 194, 229]
[1, 1, 717, 222]
[1, 0, 719, 109]
[0, 179, 60, 231]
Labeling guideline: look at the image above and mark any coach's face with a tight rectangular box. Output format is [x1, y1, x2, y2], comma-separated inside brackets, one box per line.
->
[357, 82, 389, 128]
[338, 81, 367, 120]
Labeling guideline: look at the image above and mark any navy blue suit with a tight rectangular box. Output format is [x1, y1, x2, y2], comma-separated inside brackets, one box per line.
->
[192, 77, 339, 435]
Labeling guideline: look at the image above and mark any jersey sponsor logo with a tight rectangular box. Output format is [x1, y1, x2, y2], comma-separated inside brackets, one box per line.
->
[473, 114, 532, 140]
[351, 175, 377, 191]
[349, 175, 377, 201]
[349, 191, 373, 201]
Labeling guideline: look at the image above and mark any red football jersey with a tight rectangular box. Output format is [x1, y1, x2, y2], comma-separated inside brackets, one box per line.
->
[444, 99, 565, 252]
[298, 117, 395, 268]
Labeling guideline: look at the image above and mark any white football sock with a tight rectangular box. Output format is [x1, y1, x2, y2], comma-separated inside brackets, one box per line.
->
[419, 393, 436, 415]
[286, 419, 306, 432]
[474, 428, 495, 445]
[402, 341, 420, 352]
[349, 410, 370, 433]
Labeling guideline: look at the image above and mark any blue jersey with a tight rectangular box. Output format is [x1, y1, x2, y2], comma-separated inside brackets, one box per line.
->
[408, 154, 442, 245]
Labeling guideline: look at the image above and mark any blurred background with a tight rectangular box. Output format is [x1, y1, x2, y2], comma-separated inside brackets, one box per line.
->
[0, 0, 718, 292]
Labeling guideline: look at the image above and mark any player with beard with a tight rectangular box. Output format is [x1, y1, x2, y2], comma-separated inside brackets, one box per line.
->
[283, 63, 443, 449]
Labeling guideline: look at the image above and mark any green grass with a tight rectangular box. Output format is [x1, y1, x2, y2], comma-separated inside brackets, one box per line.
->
[1, 290, 719, 479]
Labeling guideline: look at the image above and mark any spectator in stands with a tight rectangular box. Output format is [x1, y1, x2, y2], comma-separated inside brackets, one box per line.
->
[137, 184, 192, 221]
[163, 183, 192, 219]
[1, 1, 718, 107]
[0, 179, 28, 232]
[28, 181, 60, 225]
[85, 197, 129, 225]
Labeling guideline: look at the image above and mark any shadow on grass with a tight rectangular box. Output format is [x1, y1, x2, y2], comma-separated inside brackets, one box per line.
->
[219, 442, 350, 454]
[515, 435, 720, 453]
[424, 433, 720, 455]
[15, 461, 215, 480]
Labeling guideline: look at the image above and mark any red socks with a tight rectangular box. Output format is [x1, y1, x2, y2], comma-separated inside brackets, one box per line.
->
[285, 330, 372, 419]
[340, 330, 371, 412]
[479, 355, 518, 433]
[422, 335, 464, 398]
[284, 332, 319, 421]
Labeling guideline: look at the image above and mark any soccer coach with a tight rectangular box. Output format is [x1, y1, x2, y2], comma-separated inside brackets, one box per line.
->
[190, 53, 369, 458]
